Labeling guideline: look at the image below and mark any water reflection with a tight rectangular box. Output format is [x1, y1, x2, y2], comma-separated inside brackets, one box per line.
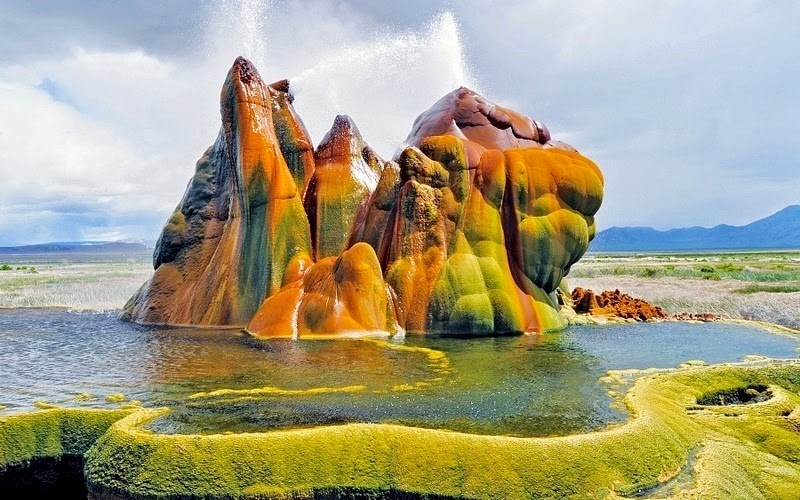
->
[0, 309, 797, 437]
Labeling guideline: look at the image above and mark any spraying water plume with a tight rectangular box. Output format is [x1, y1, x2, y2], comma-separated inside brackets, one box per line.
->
[204, 0, 478, 156]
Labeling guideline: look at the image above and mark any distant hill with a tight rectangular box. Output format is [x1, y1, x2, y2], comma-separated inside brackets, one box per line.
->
[0, 241, 151, 255]
[591, 205, 800, 252]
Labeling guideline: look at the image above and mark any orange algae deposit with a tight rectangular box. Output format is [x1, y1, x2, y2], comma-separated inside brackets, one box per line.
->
[122, 57, 604, 337]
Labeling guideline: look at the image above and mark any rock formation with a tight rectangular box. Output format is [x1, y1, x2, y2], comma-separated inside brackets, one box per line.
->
[121, 58, 313, 326]
[304, 115, 384, 260]
[571, 287, 668, 321]
[248, 242, 401, 337]
[122, 57, 604, 337]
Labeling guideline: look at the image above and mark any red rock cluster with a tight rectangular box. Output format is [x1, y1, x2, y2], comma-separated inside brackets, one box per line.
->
[571, 287, 668, 321]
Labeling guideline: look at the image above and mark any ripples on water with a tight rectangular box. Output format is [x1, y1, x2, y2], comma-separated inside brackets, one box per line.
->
[0, 308, 797, 437]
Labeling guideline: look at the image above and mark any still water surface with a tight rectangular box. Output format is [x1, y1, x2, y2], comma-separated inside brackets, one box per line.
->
[0, 308, 797, 437]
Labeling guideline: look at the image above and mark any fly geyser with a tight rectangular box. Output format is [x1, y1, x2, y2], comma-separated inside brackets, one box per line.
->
[122, 57, 604, 336]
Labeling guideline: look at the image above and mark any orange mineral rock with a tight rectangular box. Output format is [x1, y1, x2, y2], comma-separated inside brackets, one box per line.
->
[121, 57, 312, 327]
[248, 242, 400, 338]
[124, 59, 605, 338]
[268, 78, 316, 198]
[355, 89, 604, 335]
[304, 115, 384, 260]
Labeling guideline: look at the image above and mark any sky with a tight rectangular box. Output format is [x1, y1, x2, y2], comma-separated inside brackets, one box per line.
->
[0, 0, 798, 246]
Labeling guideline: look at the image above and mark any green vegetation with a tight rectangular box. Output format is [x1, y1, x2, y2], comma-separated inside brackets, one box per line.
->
[640, 267, 659, 277]
[573, 250, 800, 282]
[0, 257, 152, 309]
[735, 284, 800, 294]
[0, 264, 37, 273]
[79, 362, 800, 499]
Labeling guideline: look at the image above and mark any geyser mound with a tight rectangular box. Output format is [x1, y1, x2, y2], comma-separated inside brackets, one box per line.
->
[122, 57, 604, 337]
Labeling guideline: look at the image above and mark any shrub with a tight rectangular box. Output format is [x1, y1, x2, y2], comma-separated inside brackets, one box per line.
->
[640, 267, 659, 277]
[717, 263, 743, 273]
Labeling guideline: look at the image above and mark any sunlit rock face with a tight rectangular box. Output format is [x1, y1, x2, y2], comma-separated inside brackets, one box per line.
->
[268, 79, 316, 198]
[121, 57, 313, 326]
[361, 88, 603, 334]
[248, 242, 400, 338]
[303, 115, 384, 260]
[123, 58, 603, 337]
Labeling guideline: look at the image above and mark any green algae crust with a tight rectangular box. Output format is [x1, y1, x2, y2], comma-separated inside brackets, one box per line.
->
[3, 364, 798, 498]
[0, 407, 135, 469]
[81, 362, 800, 499]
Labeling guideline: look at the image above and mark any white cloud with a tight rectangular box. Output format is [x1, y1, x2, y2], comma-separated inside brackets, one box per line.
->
[0, 0, 481, 245]
[1, 0, 798, 245]
[0, 50, 213, 245]
[456, 0, 799, 229]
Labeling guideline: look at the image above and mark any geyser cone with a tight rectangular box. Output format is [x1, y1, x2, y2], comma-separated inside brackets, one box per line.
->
[248, 242, 400, 338]
[268, 78, 316, 197]
[361, 88, 604, 334]
[124, 63, 603, 336]
[304, 115, 384, 260]
[405, 86, 554, 167]
[121, 57, 312, 327]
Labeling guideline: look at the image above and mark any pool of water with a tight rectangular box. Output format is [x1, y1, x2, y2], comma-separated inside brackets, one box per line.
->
[0, 308, 797, 437]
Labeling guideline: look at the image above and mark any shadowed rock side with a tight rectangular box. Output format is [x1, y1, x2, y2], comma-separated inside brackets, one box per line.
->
[124, 58, 603, 336]
[121, 57, 313, 326]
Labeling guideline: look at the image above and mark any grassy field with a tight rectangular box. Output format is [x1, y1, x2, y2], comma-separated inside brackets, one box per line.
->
[0, 253, 152, 310]
[569, 250, 800, 330]
[1, 250, 799, 330]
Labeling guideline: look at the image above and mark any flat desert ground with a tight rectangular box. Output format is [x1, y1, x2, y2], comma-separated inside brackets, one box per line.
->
[0, 250, 798, 331]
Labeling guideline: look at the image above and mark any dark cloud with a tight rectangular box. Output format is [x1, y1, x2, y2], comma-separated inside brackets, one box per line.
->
[0, 0, 203, 63]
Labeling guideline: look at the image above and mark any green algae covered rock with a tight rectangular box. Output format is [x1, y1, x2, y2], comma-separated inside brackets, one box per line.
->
[0, 408, 134, 469]
[80, 362, 800, 499]
[1, 364, 797, 498]
[122, 58, 603, 336]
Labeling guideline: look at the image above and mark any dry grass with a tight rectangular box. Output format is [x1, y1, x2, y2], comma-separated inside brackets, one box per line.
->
[0, 258, 152, 311]
[2, 251, 798, 330]
[569, 251, 800, 330]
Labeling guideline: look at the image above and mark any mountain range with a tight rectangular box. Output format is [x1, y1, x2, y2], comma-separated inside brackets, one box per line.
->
[3, 205, 799, 255]
[0, 241, 150, 255]
[590, 205, 800, 252]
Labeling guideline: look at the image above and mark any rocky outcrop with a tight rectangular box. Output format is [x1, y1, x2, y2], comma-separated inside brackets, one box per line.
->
[124, 58, 604, 337]
[304, 115, 384, 260]
[121, 58, 313, 326]
[268, 79, 316, 198]
[355, 88, 603, 335]
[571, 287, 668, 321]
[248, 243, 400, 337]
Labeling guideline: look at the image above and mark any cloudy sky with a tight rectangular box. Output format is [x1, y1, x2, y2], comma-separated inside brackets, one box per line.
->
[1, 0, 797, 245]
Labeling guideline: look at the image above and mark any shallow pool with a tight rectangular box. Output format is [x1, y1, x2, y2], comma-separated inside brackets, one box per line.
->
[0, 309, 797, 437]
